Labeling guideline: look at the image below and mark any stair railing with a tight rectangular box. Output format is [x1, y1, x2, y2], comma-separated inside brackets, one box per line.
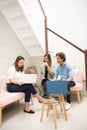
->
[38, 0, 87, 90]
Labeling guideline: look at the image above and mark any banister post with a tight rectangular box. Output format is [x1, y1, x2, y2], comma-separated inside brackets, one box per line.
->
[44, 16, 48, 53]
[84, 50, 87, 90]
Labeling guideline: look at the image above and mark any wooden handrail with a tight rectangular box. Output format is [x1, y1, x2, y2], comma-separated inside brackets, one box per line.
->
[38, 0, 48, 53]
[44, 17, 48, 53]
[38, 0, 46, 18]
[38, 0, 87, 90]
[47, 27, 84, 54]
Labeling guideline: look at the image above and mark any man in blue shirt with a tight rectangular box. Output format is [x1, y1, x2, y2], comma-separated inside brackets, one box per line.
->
[55, 52, 76, 110]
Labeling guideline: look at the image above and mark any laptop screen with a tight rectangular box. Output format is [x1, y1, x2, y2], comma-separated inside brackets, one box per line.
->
[20, 74, 37, 83]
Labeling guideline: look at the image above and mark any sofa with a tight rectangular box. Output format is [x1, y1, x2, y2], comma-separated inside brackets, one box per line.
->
[0, 75, 25, 126]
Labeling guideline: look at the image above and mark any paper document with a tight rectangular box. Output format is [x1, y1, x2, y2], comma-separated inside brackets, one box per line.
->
[20, 74, 37, 83]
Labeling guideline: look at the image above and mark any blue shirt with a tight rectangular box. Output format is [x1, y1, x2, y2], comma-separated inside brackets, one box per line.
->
[55, 62, 74, 81]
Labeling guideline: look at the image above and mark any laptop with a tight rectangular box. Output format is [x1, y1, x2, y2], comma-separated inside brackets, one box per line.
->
[20, 74, 37, 83]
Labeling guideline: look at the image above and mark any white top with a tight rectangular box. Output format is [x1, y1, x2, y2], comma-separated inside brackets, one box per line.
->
[7, 65, 24, 83]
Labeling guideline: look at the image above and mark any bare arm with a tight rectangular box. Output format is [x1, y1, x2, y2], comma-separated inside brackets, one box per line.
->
[45, 63, 53, 74]
[66, 77, 72, 82]
[9, 79, 24, 86]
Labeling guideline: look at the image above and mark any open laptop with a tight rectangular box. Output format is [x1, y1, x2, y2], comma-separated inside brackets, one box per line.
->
[20, 74, 37, 83]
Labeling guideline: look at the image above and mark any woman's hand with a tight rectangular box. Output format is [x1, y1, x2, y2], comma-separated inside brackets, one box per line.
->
[41, 74, 45, 79]
[44, 62, 48, 67]
[18, 82, 24, 86]
[9, 79, 24, 86]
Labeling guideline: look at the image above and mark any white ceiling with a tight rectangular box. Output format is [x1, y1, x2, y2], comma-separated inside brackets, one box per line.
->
[0, 0, 44, 57]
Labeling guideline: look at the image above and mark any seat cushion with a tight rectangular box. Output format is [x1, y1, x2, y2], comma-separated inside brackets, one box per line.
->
[70, 83, 83, 91]
[0, 92, 25, 108]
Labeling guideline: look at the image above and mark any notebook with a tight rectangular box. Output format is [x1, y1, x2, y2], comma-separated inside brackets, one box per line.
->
[20, 74, 37, 83]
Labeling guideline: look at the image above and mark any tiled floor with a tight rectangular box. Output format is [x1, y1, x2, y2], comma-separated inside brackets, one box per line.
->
[1, 95, 87, 130]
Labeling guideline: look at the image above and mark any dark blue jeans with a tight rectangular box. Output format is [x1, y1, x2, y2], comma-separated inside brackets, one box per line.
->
[7, 83, 37, 102]
[67, 81, 76, 103]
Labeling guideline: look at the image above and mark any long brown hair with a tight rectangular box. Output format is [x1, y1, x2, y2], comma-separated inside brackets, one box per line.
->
[14, 56, 25, 72]
[44, 53, 52, 66]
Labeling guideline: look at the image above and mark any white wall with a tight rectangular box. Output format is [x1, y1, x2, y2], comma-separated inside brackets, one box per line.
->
[31, 56, 43, 82]
[0, 12, 31, 75]
[20, 0, 87, 80]
[42, 0, 87, 49]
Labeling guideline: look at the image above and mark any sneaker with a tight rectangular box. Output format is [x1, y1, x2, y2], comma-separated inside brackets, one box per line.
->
[65, 102, 71, 111]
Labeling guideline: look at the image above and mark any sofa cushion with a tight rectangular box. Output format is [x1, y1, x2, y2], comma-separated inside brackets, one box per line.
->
[70, 83, 83, 91]
[0, 92, 25, 108]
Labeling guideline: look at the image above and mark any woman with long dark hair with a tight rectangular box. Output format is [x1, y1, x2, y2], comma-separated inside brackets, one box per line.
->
[40, 53, 55, 97]
[7, 56, 52, 114]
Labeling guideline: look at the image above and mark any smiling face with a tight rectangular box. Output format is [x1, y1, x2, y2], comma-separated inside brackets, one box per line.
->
[56, 55, 64, 64]
[44, 56, 49, 63]
[43, 53, 52, 66]
[15, 56, 25, 72]
[18, 59, 24, 68]
[56, 52, 66, 65]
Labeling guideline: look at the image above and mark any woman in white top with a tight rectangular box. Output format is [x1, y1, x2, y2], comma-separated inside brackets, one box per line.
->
[7, 56, 52, 114]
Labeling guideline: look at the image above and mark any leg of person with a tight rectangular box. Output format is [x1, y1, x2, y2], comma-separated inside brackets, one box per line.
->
[27, 83, 56, 104]
[39, 83, 44, 96]
[23, 88, 35, 113]
[7, 83, 56, 108]
[65, 94, 71, 110]
[7, 83, 35, 114]
[17, 84, 35, 113]
[66, 94, 71, 103]
[65, 81, 76, 110]
[41, 79, 47, 97]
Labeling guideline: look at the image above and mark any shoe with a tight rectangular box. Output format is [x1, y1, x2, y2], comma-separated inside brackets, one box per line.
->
[24, 109, 35, 114]
[65, 102, 71, 111]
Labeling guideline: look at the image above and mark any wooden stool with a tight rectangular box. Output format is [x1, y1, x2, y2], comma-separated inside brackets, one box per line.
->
[40, 98, 59, 129]
[40, 80, 69, 129]
[70, 69, 83, 104]
[49, 94, 68, 120]
[70, 84, 83, 104]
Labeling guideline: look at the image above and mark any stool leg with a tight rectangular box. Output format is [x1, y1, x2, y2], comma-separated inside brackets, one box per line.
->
[61, 95, 68, 121]
[52, 103, 57, 129]
[46, 104, 50, 117]
[59, 95, 63, 112]
[80, 90, 83, 98]
[40, 103, 45, 122]
[77, 91, 80, 104]
[0, 108, 2, 127]
[46, 103, 60, 118]
[54, 103, 60, 118]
